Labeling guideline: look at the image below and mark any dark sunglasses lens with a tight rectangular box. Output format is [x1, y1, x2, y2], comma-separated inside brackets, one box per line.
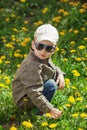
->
[35, 44, 44, 50]
[46, 46, 54, 53]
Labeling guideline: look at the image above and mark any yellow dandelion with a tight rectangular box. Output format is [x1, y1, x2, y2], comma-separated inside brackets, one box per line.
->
[76, 97, 83, 101]
[21, 27, 28, 31]
[68, 96, 75, 104]
[59, 107, 64, 111]
[75, 58, 81, 62]
[14, 52, 23, 58]
[85, 105, 87, 108]
[71, 113, 79, 118]
[0, 59, 2, 64]
[6, 79, 11, 85]
[69, 2, 80, 6]
[60, 0, 68, 2]
[80, 113, 87, 118]
[72, 70, 80, 77]
[34, 21, 43, 26]
[79, 8, 86, 13]
[0, 56, 6, 60]
[45, 113, 52, 118]
[22, 120, 33, 128]
[58, 9, 64, 13]
[59, 31, 65, 35]
[42, 7, 48, 13]
[5, 43, 14, 49]
[24, 20, 29, 24]
[63, 11, 69, 16]
[78, 45, 85, 50]
[65, 78, 70, 86]
[69, 41, 75, 45]
[0, 83, 9, 89]
[55, 47, 60, 52]
[71, 86, 77, 90]
[11, 14, 16, 18]
[68, 28, 73, 32]
[73, 72, 80, 77]
[80, 27, 86, 31]
[10, 126, 17, 130]
[5, 61, 10, 64]
[73, 30, 79, 34]
[83, 37, 87, 40]
[5, 18, 10, 22]
[63, 58, 68, 61]
[49, 123, 57, 129]
[70, 49, 76, 53]
[78, 128, 84, 130]
[17, 64, 21, 68]
[13, 28, 18, 32]
[64, 104, 71, 107]
[20, 0, 26, 2]
[52, 16, 61, 23]
[41, 122, 48, 127]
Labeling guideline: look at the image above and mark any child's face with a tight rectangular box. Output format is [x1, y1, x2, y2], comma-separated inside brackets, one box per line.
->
[32, 40, 56, 60]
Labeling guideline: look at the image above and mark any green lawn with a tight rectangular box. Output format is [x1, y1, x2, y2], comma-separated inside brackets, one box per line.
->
[0, 0, 87, 130]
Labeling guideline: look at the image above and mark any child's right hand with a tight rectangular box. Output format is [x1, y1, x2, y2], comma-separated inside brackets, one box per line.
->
[50, 108, 62, 119]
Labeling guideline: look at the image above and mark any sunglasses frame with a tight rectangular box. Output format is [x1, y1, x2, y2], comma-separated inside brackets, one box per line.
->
[34, 43, 56, 53]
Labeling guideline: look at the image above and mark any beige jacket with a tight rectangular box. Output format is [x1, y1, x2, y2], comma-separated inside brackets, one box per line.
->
[12, 49, 65, 113]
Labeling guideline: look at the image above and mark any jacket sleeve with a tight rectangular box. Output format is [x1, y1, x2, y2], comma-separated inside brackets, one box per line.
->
[20, 63, 53, 113]
[56, 66, 65, 76]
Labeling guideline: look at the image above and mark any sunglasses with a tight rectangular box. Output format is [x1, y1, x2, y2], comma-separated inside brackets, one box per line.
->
[34, 43, 56, 53]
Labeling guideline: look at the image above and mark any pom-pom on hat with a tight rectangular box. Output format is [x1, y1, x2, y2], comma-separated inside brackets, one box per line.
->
[34, 24, 59, 45]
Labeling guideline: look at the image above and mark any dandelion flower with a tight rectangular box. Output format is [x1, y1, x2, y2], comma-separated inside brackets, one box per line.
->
[45, 113, 52, 118]
[42, 7, 48, 13]
[71, 113, 79, 118]
[20, 0, 26, 2]
[41, 122, 48, 127]
[75, 58, 81, 62]
[79, 8, 86, 13]
[0, 59, 2, 64]
[64, 103, 71, 107]
[76, 97, 83, 101]
[10, 126, 17, 130]
[83, 37, 87, 41]
[68, 96, 75, 104]
[78, 45, 85, 50]
[22, 120, 33, 128]
[49, 123, 57, 128]
[65, 78, 70, 86]
[78, 128, 84, 130]
[80, 113, 87, 118]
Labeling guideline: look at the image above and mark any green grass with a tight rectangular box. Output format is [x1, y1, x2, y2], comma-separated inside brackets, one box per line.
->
[0, 0, 87, 129]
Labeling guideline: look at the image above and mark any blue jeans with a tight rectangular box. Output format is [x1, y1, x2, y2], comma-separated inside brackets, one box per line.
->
[42, 79, 57, 102]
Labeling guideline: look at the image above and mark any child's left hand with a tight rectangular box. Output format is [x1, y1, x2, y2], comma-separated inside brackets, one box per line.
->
[56, 74, 65, 90]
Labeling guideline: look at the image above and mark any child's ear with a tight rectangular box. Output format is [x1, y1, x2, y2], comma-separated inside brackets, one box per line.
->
[31, 40, 34, 49]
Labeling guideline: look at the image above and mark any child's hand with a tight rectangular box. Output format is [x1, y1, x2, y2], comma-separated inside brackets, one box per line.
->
[50, 108, 62, 119]
[56, 74, 65, 90]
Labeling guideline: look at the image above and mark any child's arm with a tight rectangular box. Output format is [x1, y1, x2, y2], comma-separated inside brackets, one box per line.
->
[56, 73, 65, 90]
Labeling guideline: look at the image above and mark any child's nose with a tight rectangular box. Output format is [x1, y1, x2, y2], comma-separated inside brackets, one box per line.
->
[42, 48, 46, 53]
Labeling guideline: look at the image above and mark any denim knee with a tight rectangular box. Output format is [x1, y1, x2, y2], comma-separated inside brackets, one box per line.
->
[44, 79, 57, 92]
[42, 79, 57, 101]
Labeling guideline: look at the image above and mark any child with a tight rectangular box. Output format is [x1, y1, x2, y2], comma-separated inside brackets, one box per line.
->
[12, 24, 65, 119]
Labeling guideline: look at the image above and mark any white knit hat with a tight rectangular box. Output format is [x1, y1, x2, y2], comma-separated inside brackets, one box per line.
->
[34, 24, 59, 45]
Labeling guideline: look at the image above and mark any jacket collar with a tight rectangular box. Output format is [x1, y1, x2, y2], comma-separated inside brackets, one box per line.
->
[29, 49, 48, 65]
[29, 49, 55, 70]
